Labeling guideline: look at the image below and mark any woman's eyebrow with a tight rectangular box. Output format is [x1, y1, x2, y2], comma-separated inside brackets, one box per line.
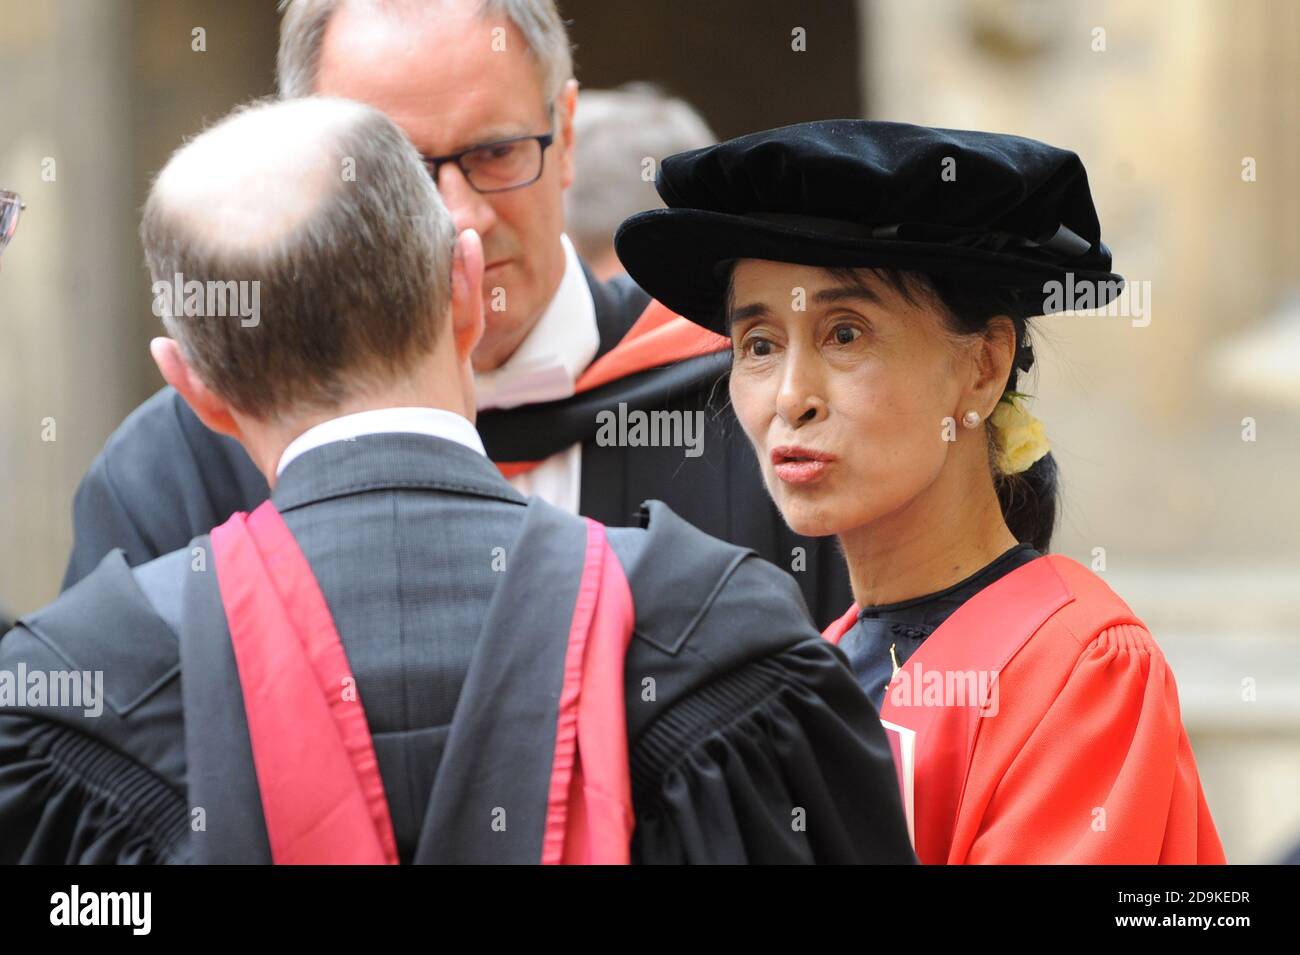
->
[728, 302, 772, 325]
[812, 284, 885, 307]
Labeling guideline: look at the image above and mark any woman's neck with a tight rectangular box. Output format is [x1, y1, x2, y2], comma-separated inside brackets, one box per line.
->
[838, 465, 1020, 609]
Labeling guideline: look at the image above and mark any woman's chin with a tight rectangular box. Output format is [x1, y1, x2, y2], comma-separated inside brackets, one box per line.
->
[776, 497, 853, 540]
[764, 470, 864, 538]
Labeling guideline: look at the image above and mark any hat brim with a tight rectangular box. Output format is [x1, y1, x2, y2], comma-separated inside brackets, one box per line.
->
[614, 208, 1125, 335]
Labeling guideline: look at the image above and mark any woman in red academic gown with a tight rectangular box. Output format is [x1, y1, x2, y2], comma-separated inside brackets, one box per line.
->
[615, 119, 1227, 864]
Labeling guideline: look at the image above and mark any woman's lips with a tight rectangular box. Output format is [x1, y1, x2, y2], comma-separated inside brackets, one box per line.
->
[770, 445, 835, 485]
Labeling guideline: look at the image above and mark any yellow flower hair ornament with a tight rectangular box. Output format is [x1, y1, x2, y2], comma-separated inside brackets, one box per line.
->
[989, 391, 1050, 475]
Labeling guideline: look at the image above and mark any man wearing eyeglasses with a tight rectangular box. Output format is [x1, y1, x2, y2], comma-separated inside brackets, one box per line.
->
[0, 191, 21, 265]
[60, 0, 852, 628]
[0, 190, 22, 635]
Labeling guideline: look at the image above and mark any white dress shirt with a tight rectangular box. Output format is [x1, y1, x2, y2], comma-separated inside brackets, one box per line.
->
[474, 233, 598, 514]
[276, 406, 485, 478]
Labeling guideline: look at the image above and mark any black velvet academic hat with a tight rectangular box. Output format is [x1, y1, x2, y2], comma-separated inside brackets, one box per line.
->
[615, 119, 1124, 334]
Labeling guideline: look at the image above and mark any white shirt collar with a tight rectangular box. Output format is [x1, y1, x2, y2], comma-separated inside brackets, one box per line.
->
[474, 233, 599, 411]
[275, 406, 485, 477]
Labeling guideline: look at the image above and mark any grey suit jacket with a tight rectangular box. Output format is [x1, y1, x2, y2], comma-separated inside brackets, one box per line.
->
[121, 433, 532, 860]
[265, 434, 532, 850]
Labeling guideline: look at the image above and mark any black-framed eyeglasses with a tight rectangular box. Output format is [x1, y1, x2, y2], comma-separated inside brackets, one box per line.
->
[422, 131, 555, 194]
[0, 190, 24, 255]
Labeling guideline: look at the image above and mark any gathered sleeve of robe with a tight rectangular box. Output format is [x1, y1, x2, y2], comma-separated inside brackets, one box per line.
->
[0, 602, 191, 866]
[629, 637, 918, 865]
[961, 623, 1226, 864]
[0, 713, 190, 864]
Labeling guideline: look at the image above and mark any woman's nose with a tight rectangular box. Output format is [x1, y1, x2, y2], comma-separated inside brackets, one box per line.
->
[775, 354, 829, 428]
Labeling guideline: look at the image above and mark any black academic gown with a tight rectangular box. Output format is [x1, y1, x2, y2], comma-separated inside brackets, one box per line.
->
[60, 265, 852, 627]
[0, 499, 914, 864]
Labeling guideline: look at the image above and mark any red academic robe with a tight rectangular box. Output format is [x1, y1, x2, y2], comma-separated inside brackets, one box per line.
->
[824, 554, 1227, 864]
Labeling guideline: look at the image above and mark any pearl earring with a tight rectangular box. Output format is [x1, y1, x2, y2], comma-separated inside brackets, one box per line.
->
[962, 410, 981, 429]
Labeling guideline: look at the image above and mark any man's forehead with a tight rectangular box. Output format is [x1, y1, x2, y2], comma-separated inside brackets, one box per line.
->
[317, 0, 550, 154]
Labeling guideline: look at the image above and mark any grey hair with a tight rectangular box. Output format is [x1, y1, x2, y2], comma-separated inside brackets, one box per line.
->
[141, 96, 457, 419]
[277, 0, 574, 103]
[565, 83, 715, 264]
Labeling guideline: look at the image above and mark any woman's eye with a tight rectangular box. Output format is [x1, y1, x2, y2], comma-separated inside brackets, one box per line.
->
[738, 336, 774, 358]
[830, 324, 861, 346]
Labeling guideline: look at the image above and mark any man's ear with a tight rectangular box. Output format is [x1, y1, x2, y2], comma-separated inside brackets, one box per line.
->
[450, 228, 485, 362]
[556, 78, 579, 191]
[150, 337, 243, 441]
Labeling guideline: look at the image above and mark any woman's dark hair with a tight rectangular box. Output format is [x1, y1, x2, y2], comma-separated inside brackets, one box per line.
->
[830, 267, 1060, 552]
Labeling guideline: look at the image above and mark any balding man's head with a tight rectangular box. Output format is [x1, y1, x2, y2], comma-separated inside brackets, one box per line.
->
[152, 97, 358, 255]
[141, 96, 457, 419]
